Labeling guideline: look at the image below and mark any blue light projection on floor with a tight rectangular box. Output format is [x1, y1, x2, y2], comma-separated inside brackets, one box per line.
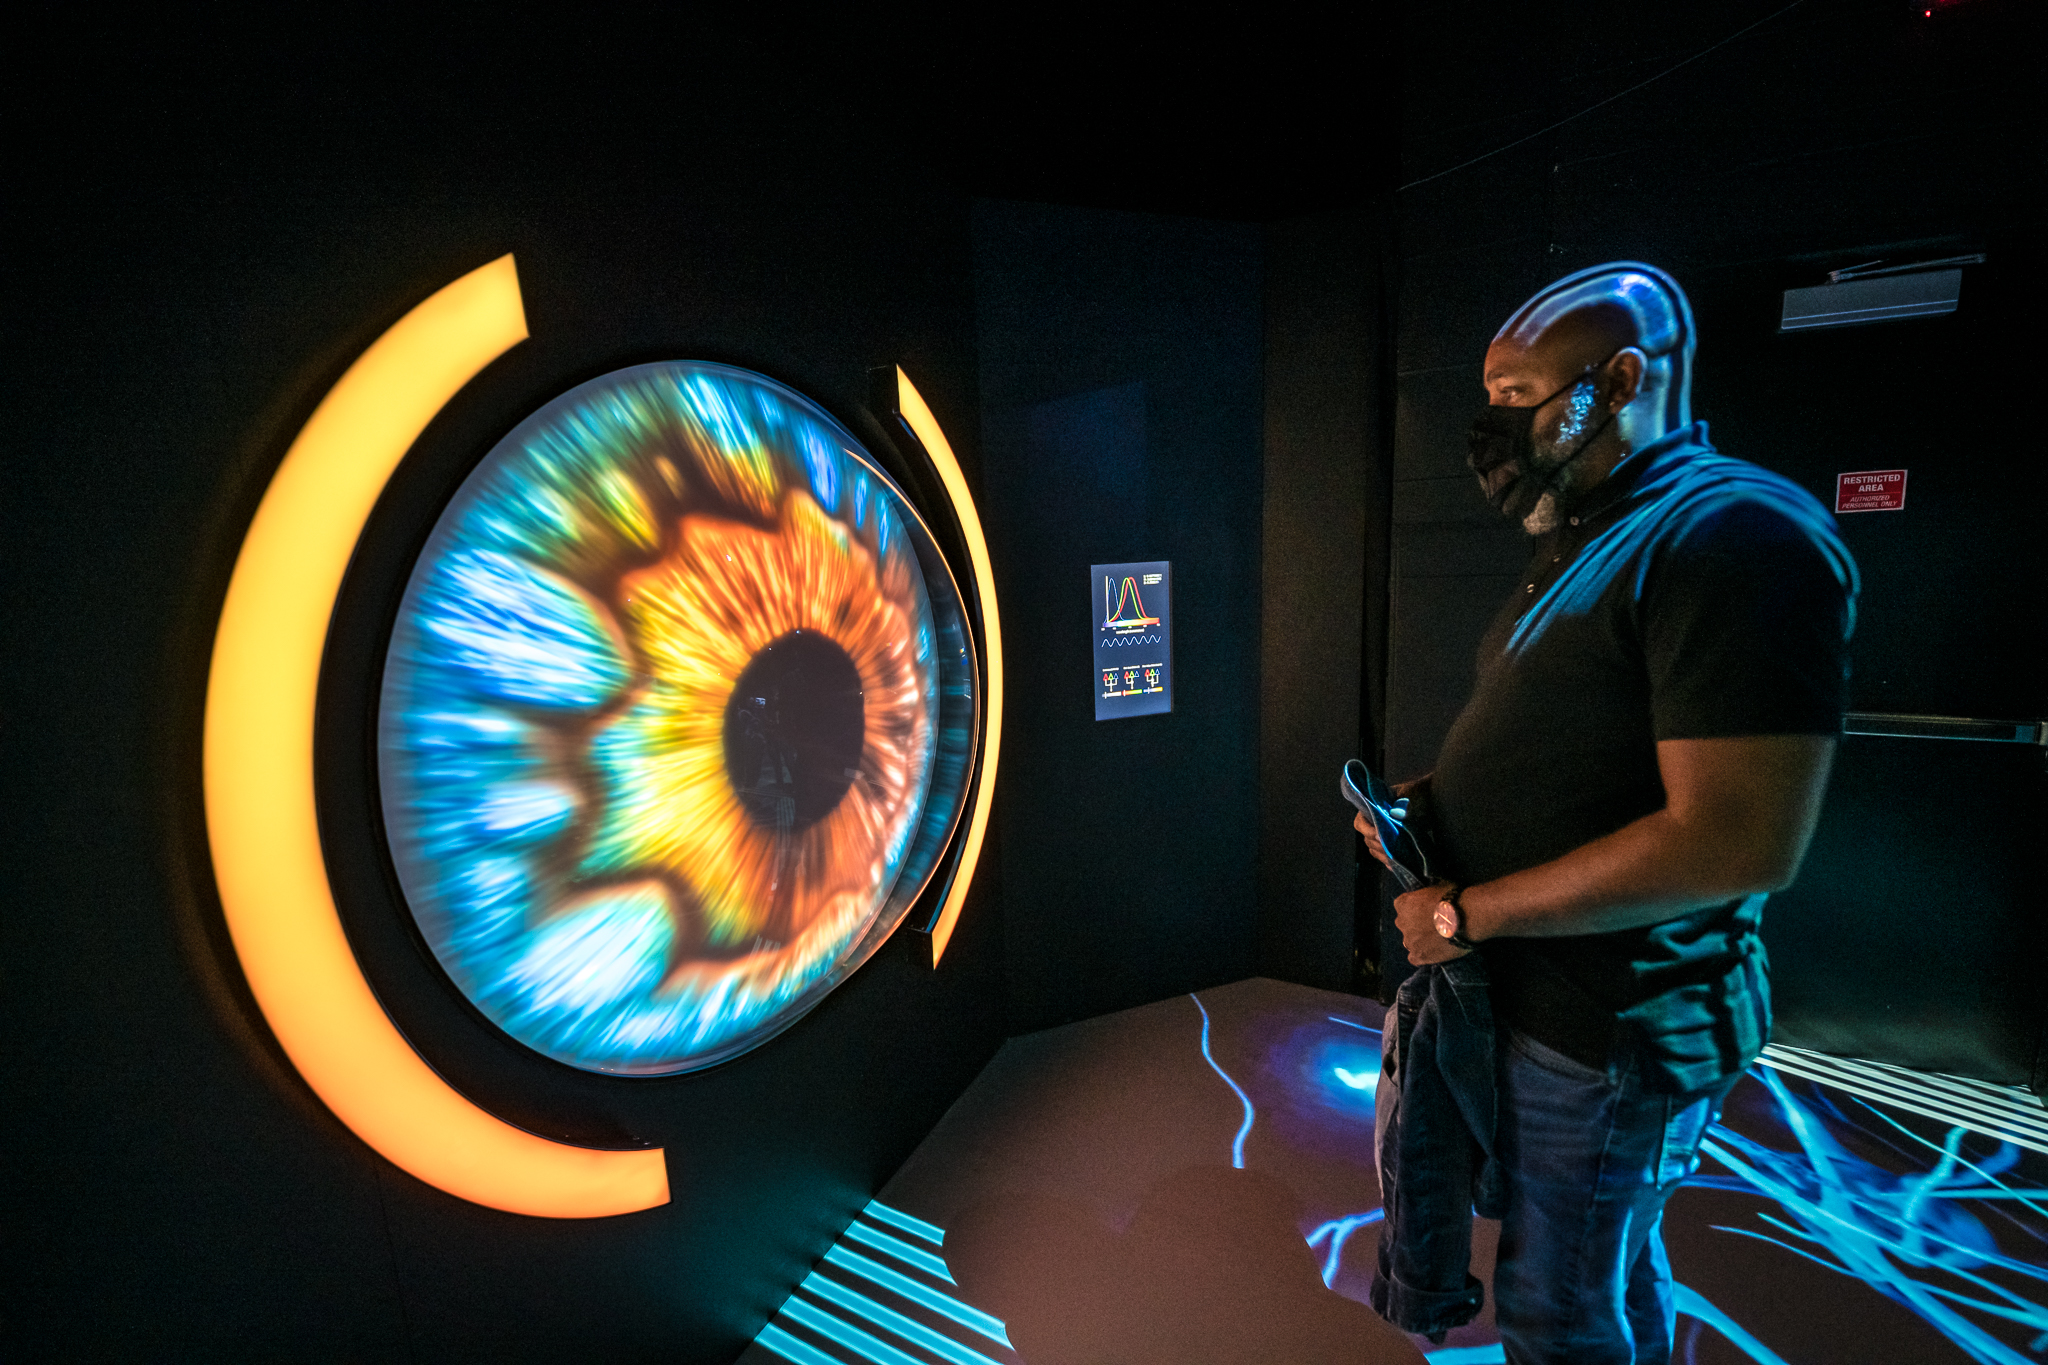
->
[1693, 1069, 2048, 1365]
[1182, 990, 2048, 1365]
[1306, 1209, 1385, 1287]
[1418, 1347, 1505, 1364]
[755, 1200, 1017, 1365]
[1671, 1284, 1789, 1365]
[753, 992, 2048, 1364]
[1191, 993, 1256, 1170]
[1329, 1015, 1383, 1092]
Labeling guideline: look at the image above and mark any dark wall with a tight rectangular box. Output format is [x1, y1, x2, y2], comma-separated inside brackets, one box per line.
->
[1255, 213, 1394, 993]
[1381, 0, 2046, 1072]
[1, 160, 1011, 1365]
[973, 201, 1267, 1033]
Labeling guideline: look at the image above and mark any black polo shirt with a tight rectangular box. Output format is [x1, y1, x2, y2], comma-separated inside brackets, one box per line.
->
[1430, 421, 1858, 1092]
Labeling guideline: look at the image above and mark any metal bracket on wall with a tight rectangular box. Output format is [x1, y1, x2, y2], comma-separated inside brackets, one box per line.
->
[1842, 712, 2048, 746]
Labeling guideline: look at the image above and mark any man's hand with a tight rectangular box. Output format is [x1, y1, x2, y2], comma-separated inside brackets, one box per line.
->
[1353, 811, 1390, 868]
[1394, 880, 1467, 966]
[1353, 775, 1429, 873]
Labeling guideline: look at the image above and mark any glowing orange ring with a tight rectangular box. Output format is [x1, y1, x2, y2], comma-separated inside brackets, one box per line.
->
[203, 256, 669, 1217]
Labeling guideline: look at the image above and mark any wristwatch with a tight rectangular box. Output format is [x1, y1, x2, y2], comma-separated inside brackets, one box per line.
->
[1433, 885, 1477, 951]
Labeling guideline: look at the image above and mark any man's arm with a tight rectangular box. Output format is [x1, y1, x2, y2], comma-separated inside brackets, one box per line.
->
[1390, 734, 1835, 965]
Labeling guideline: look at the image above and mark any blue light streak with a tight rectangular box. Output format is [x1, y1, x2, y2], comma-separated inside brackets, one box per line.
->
[1503, 447, 1857, 658]
[1304, 1209, 1384, 1286]
[1191, 993, 1255, 1169]
[820, 1245, 1013, 1346]
[1670, 1283, 1791, 1365]
[1417, 1296, 1787, 1365]
[781, 1294, 926, 1365]
[1690, 1067, 2048, 1364]
[1285, 1002, 2048, 1361]
[1327, 1015, 1382, 1035]
[804, 1274, 1005, 1365]
[1759, 1045, 2048, 1157]
[864, 1199, 946, 1246]
[757, 1321, 842, 1365]
[842, 1219, 957, 1283]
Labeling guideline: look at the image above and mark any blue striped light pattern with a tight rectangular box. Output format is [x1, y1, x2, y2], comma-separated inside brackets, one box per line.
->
[753, 1201, 1016, 1365]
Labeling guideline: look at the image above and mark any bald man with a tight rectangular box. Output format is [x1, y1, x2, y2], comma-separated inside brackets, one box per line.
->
[1359, 265, 1858, 1363]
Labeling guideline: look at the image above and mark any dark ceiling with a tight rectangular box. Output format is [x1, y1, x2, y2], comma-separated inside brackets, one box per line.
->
[13, 0, 2032, 223]
[11, 4, 1392, 221]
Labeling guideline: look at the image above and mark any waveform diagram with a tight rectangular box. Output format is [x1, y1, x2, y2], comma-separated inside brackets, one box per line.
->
[1103, 576, 1162, 634]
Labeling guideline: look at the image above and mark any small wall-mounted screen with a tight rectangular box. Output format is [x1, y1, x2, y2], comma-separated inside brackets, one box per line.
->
[1093, 560, 1172, 721]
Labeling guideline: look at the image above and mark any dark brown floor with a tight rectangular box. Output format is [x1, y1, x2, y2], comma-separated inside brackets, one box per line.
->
[744, 977, 2048, 1365]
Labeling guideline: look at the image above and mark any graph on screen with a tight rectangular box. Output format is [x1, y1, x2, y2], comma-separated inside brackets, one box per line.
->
[1103, 575, 1162, 632]
[1092, 560, 1171, 721]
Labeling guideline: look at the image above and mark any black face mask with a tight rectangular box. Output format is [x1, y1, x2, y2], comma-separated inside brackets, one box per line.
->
[1467, 363, 1616, 524]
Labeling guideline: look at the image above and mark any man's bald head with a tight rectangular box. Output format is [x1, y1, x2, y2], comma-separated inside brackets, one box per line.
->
[1490, 304, 1637, 383]
[1489, 263, 1695, 436]
[1469, 265, 1696, 534]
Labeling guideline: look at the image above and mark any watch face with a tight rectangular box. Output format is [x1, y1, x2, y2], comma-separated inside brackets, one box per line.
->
[1434, 900, 1457, 940]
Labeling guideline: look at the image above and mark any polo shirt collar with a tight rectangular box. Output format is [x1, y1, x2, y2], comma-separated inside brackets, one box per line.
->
[1564, 420, 1713, 528]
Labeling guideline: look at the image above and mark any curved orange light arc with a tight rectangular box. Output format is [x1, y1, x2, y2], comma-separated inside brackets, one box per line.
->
[892, 367, 1001, 967]
[203, 254, 670, 1218]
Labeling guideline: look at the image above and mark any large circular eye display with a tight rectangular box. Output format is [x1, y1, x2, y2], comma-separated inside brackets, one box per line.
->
[378, 362, 978, 1075]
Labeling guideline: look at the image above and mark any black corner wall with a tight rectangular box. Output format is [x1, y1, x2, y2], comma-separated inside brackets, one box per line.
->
[972, 201, 1268, 1034]
[1, 169, 1010, 1360]
[1255, 213, 1392, 992]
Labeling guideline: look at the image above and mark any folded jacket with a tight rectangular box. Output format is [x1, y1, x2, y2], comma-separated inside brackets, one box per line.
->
[1371, 953, 1505, 1340]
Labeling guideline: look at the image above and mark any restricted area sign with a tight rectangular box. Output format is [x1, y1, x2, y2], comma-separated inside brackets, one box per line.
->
[1836, 469, 1907, 514]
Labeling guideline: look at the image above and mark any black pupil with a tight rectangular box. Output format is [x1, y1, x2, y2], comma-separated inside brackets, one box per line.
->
[722, 630, 865, 832]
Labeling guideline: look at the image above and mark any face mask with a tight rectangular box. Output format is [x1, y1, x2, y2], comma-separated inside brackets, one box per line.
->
[1467, 361, 1616, 525]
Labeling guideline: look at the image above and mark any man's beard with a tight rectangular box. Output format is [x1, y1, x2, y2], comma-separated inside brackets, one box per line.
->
[1516, 390, 1606, 535]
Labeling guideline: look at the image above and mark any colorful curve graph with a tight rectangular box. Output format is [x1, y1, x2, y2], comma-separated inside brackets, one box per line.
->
[1103, 576, 1161, 631]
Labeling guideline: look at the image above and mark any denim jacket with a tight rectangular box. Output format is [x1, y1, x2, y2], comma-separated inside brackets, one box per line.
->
[1371, 953, 1506, 1340]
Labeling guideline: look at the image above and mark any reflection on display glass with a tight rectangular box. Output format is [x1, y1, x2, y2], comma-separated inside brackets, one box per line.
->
[379, 361, 977, 1075]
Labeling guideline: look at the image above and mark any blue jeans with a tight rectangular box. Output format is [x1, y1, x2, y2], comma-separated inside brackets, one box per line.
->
[1493, 1029, 1738, 1365]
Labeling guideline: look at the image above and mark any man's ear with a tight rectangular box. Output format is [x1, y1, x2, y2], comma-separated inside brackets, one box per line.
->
[1605, 348, 1647, 411]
